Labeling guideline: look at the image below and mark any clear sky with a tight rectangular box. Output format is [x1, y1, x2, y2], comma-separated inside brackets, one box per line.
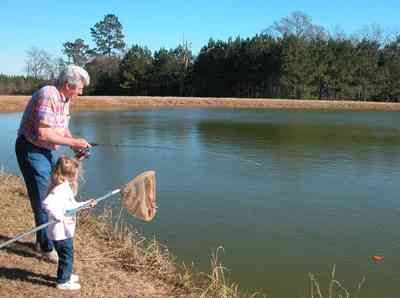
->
[1, 0, 399, 75]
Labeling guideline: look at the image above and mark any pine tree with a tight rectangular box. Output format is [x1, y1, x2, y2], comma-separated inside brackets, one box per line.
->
[90, 14, 126, 57]
[62, 38, 91, 66]
[119, 45, 153, 95]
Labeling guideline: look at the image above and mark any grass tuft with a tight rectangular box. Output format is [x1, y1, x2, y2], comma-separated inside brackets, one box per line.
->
[308, 265, 366, 298]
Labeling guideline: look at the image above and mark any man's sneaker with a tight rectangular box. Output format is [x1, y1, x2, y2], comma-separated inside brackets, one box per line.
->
[70, 273, 79, 282]
[42, 250, 58, 264]
[56, 280, 81, 290]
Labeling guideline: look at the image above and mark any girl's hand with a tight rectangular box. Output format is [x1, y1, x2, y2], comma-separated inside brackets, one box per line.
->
[89, 199, 97, 208]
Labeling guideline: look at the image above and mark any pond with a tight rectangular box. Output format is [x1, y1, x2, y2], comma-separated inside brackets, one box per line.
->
[1, 108, 400, 297]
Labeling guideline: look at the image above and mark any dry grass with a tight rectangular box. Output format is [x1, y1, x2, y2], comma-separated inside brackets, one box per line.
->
[308, 265, 365, 298]
[0, 172, 264, 297]
[199, 247, 265, 298]
[1, 95, 400, 114]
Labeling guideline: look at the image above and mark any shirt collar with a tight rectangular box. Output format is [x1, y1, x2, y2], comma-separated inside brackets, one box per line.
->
[57, 88, 69, 103]
[60, 93, 69, 103]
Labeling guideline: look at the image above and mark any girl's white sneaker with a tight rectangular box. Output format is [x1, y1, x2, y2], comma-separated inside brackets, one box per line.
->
[56, 280, 81, 290]
[70, 273, 79, 282]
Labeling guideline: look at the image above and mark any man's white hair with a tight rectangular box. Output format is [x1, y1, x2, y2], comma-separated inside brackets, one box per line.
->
[57, 65, 90, 87]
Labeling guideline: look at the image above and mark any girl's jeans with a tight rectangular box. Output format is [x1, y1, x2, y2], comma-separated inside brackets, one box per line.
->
[15, 135, 55, 252]
[53, 238, 74, 284]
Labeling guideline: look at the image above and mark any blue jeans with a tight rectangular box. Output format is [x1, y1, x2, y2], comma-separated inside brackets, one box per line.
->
[15, 135, 55, 252]
[53, 238, 74, 284]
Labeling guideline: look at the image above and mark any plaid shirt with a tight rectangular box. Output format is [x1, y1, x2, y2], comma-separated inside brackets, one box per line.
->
[18, 85, 70, 150]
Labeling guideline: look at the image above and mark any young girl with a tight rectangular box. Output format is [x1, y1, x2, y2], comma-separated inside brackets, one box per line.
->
[42, 155, 95, 290]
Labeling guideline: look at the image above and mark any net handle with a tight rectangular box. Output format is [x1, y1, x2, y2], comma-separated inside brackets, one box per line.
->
[68, 189, 121, 215]
[0, 189, 121, 250]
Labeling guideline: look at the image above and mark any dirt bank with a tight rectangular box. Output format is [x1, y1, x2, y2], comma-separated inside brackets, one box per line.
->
[1, 95, 400, 113]
[0, 173, 198, 298]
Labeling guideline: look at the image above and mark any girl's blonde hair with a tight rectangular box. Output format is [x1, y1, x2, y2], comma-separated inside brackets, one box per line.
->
[50, 155, 81, 194]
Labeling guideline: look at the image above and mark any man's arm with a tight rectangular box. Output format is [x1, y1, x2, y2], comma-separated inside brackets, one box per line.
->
[37, 125, 90, 149]
[64, 128, 73, 138]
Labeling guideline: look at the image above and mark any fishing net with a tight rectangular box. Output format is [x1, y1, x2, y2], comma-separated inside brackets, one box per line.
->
[121, 170, 157, 221]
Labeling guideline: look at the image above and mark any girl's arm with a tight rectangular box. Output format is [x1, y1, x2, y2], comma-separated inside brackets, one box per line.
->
[72, 198, 97, 210]
[71, 190, 97, 210]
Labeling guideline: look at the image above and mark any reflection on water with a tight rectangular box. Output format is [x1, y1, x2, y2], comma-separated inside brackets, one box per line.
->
[2, 108, 400, 298]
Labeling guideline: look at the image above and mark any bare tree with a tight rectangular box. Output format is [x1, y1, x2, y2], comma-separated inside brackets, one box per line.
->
[331, 25, 348, 41]
[48, 57, 67, 80]
[26, 47, 52, 79]
[384, 25, 400, 45]
[266, 11, 327, 40]
[25, 47, 66, 80]
[351, 23, 384, 44]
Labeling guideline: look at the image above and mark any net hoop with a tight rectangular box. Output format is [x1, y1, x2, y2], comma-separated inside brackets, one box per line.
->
[121, 170, 157, 221]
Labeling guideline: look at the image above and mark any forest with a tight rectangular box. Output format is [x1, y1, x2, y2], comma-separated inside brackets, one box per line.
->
[1, 11, 400, 102]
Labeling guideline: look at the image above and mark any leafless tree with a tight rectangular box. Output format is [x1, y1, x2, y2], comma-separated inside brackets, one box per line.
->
[25, 47, 52, 79]
[25, 47, 65, 80]
[265, 11, 327, 40]
[351, 23, 384, 44]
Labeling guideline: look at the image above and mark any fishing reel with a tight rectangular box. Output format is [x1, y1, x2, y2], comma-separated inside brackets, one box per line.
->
[74, 147, 91, 160]
[74, 143, 98, 160]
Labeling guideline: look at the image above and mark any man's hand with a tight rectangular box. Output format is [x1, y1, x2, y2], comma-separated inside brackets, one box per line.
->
[72, 138, 92, 160]
[72, 138, 91, 150]
[74, 148, 91, 161]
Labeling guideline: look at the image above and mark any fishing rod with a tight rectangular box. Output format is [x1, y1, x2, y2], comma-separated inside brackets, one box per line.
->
[76, 142, 262, 166]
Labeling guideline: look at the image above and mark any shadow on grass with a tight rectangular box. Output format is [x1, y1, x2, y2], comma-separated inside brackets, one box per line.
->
[0, 267, 55, 286]
[0, 235, 57, 287]
[0, 235, 40, 259]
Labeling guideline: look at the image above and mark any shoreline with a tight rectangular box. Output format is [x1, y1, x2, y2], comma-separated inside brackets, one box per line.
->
[0, 172, 241, 297]
[1, 95, 400, 113]
[0, 96, 373, 297]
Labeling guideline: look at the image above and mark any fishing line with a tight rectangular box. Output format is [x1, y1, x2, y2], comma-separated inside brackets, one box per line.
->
[90, 143, 262, 166]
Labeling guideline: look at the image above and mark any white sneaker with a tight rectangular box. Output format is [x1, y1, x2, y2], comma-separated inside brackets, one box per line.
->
[70, 273, 79, 282]
[56, 280, 81, 290]
[42, 250, 58, 264]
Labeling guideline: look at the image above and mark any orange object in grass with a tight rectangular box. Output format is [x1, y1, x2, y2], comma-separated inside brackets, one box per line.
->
[372, 255, 384, 262]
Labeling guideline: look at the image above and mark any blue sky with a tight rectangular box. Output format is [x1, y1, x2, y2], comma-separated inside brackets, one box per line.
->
[1, 0, 399, 75]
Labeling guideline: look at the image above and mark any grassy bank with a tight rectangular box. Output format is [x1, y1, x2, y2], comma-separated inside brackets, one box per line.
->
[0, 172, 263, 297]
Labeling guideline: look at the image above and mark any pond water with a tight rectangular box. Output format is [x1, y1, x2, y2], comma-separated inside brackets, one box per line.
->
[1, 108, 400, 297]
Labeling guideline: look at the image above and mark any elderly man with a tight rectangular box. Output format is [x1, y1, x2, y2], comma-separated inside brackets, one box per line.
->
[15, 65, 91, 263]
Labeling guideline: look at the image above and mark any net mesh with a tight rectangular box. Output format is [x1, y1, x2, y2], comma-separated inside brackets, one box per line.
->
[121, 170, 157, 221]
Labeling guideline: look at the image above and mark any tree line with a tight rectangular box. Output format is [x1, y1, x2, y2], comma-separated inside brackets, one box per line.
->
[0, 75, 43, 95]
[1, 11, 400, 102]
